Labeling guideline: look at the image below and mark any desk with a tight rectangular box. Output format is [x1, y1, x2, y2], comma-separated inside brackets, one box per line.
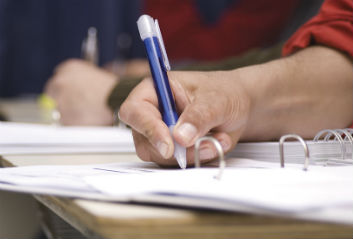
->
[1, 99, 353, 238]
[1, 154, 353, 239]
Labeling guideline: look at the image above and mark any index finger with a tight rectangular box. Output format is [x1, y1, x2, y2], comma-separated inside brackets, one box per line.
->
[119, 78, 175, 159]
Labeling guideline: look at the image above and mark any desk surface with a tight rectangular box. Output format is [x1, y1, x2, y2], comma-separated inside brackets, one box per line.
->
[2, 154, 353, 239]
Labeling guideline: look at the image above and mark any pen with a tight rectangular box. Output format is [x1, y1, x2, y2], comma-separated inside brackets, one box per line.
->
[38, 27, 99, 124]
[137, 15, 187, 169]
[81, 27, 99, 65]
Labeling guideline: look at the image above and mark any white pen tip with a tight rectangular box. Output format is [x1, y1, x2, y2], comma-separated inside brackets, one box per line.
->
[174, 142, 187, 169]
[169, 125, 187, 169]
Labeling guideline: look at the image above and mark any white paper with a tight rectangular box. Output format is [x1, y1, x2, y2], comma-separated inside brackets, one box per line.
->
[85, 165, 353, 213]
[0, 159, 352, 223]
[0, 122, 135, 154]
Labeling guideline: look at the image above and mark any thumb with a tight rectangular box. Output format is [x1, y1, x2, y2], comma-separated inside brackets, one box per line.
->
[173, 95, 229, 147]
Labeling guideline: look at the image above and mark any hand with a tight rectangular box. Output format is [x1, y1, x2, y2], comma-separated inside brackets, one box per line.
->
[119, 71, 252, 166]
[45, 59, 118, 125]
[119, 46, 353, 167]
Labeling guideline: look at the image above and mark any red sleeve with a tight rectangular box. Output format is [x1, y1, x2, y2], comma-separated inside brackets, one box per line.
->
[282, 0, 353, 58]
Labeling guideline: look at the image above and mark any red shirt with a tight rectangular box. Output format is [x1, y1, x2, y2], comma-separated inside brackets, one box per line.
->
[144, 0, 300, 61]
[282, 0, 353, 58]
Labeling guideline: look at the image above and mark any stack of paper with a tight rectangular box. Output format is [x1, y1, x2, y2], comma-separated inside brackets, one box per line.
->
[0, 122, 135, 154]
[230, 141, 352, 165]
[0, 160, 352, 224]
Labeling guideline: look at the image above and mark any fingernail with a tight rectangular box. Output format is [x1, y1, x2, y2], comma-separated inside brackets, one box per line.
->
[176, 123, 197, 143]
[219, 140, 230, 151]
[199, 148, 215, 160]
[156, 141, 169, 159]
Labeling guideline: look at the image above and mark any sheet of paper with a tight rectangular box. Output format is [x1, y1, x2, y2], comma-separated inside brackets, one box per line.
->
[0, 159, 351, 216]
[0, 122, 134, 154]
[85, 165, 353, 213]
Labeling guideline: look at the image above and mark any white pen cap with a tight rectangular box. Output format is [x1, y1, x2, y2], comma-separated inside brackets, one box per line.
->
[137, 15, 156, 40]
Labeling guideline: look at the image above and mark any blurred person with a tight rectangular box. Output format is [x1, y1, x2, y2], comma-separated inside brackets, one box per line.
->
[118, 0, 353, 166]
[45, 0, 323, 125]
[0, 1, 142, 238]
[0, 0, 144, 97]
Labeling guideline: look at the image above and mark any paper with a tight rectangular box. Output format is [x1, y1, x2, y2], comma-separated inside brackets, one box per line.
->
[85, 165, 353, 212]
[0, 122, 134, 154]
[0, 159, 352, 224]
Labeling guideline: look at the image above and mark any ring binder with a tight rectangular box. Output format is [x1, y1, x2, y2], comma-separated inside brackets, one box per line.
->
[314, 129, 345, 159]
[334, 129, 353, 143]
[194, 136, 225, 180]
[279, 134, 309, 171]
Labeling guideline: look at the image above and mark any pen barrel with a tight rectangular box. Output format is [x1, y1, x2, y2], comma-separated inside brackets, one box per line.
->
[143, 37, 179, 126]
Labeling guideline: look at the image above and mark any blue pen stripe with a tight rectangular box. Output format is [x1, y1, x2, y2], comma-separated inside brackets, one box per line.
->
[143, 37, 179, 126]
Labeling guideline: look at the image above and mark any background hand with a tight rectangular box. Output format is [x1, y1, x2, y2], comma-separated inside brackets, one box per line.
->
[45, 59, 117, 125]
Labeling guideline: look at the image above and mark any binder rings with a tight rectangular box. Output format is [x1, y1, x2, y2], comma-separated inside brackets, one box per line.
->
[229, 128, 353, 166]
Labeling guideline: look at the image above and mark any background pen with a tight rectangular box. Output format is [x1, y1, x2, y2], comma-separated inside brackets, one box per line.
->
[137, 15, 187, 169]
[38, 27, 99, 125]
[81, 27, 99, 65]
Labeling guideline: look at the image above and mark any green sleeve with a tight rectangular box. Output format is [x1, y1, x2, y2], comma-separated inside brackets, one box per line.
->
[107, 76, 143, 112]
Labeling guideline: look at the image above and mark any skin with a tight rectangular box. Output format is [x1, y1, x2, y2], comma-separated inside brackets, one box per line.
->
[45, 60, 117, 125]
[118, 46, 353, 166]
[44, 59, 150, 126]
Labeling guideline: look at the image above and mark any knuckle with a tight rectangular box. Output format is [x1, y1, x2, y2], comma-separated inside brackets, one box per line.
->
[118, 101, 129, 123]
[59, 59, 84, 71]
[118, 99, 140, 124]
[189, 103, 217, 123]
[64, 59, 82, 67]
[142, 121, 157, 139]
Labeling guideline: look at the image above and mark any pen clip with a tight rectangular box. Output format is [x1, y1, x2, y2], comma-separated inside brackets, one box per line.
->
[154, 19, 171, 71]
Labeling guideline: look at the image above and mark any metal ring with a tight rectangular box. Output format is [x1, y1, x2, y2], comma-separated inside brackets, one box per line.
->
[335, 129, 353, 144]
[194, 136, 225, 180]
[279, 134, 309, 171]
[340, 129, 353, 143]
[314, 129, 345, 159]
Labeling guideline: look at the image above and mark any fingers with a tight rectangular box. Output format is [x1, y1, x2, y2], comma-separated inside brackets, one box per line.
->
[133, 129, 184, 166]
[119, 78, 174, 160]
[132, 128, 232, 167]
[120, 71, 250, 167]
[173, 92, 232, 147]
[44, 59, 117, 126]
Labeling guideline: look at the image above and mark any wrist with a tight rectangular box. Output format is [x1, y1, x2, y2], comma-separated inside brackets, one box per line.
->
[235, 58, 290, 141]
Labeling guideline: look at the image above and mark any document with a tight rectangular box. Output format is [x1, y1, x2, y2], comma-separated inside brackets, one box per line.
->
[0, 122, 134, 154]
[0, 159, 352, 224]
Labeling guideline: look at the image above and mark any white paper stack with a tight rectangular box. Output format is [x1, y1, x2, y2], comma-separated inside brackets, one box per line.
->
[0, 160, 352, 225]
[0, 122, 135, 154]
[230, 141, 352, 165]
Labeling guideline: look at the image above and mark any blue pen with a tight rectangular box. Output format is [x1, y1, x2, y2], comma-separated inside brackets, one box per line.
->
[137, 15, 187, 169]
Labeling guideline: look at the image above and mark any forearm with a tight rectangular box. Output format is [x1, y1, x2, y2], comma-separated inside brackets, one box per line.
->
[239, 46, 353, 140]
